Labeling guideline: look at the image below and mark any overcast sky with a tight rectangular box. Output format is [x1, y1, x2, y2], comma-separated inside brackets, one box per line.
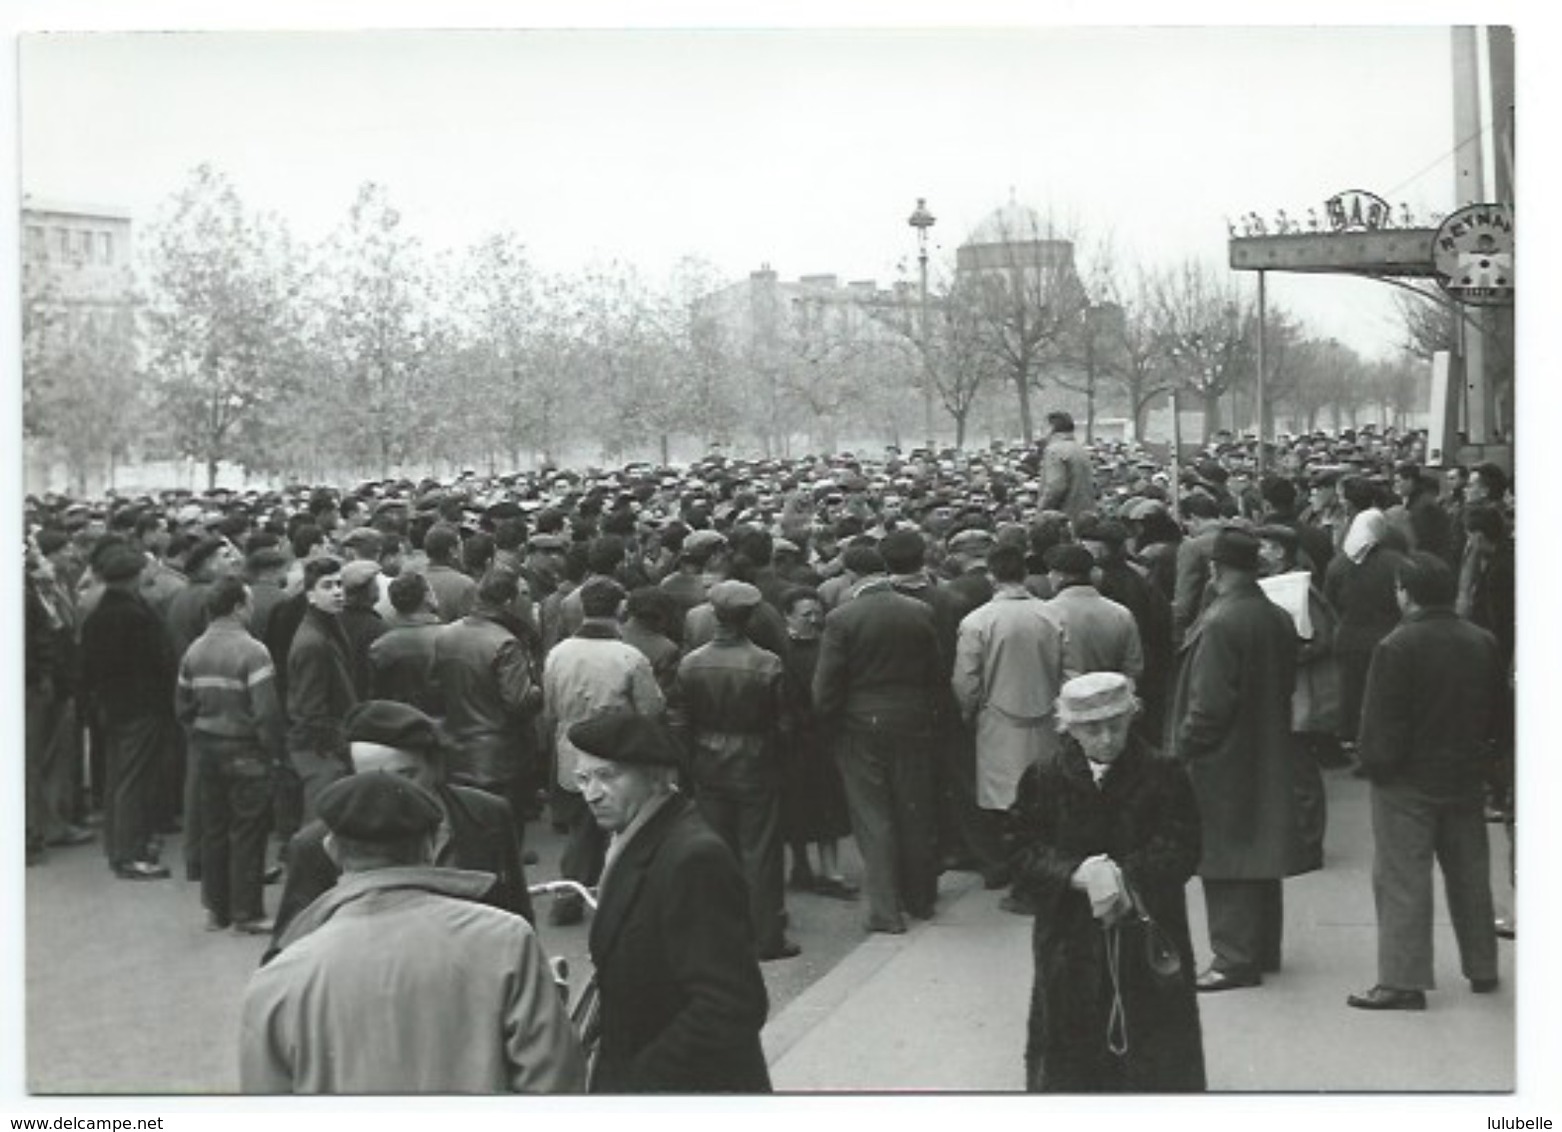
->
[15, 23, 1492, 358]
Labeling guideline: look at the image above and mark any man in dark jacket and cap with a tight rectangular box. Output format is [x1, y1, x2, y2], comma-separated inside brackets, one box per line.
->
[286, 557, 358, 822]
[569, 710, 771, 1093]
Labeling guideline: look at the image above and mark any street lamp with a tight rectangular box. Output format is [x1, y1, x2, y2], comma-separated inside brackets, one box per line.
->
[907, 197, 936, 445]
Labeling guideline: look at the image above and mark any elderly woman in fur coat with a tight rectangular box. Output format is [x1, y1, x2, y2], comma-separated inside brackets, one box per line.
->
[1011, 672, 1206, 1092]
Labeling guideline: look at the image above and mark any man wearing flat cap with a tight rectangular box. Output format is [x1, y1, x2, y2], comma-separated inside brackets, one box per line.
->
[264, 699, 535, 961]
[1043, 542, 1144, 686]
[1168, 527, 1299, 992]
[240, 770, 582, 1093]
[567, 711, 771, 1093]
[673, 580, 798, 960]
[80, 540, 178, 880]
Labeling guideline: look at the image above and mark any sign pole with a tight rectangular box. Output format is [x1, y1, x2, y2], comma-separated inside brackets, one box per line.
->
[1255, 270, 1267, 475]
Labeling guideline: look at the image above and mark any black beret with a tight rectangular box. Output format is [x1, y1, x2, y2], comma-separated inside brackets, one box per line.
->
[345, 700, 442, 755]
[317, 771, 442, 842]
[1044, 542, 1095, 576]
[568, 711, 684, 768]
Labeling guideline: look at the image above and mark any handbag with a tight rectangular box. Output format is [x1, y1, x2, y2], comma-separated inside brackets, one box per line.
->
[1125, 880, 1185, 987]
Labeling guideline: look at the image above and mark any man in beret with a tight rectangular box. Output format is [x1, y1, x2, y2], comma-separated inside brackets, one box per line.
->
[80, 541, 177, 880]
[567, 711, 771, 1092]
[1169, 527, 1299, 991]
[241, 771, 581, 1093]
[673, 580, 798, 960]
[264, 699, 535, 961]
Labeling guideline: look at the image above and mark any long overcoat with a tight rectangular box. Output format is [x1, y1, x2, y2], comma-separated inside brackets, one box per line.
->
[1167, 578, 1297, 879]
[1011, 737, 1205, 1092]
[588, 793, 771, 1093]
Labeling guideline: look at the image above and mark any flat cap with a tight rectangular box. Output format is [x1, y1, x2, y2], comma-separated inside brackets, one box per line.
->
[317, 770, 442, 842]
[948, 527, 995, 552]
[345, 700, 442, 755]
[682, 529, 727, 555]
[708, 579, 762, 612]
[341, 559, 381, 590]
[568, 711, 684, 768]
[526, 532, 568, 551]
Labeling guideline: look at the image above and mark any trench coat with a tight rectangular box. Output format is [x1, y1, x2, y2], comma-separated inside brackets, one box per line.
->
[1167, 578, 1298, 880]
[951, 587, 1067, 810]
[241, 867, 583, 1094]
[1011, 736, 1205, 1092]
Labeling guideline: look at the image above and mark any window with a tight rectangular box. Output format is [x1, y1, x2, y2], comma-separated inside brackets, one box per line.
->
[77, 230, 94, 259]
[54, 227, 69, 258]
[100, 232, 114, 265]
[26, 226, 44, 259]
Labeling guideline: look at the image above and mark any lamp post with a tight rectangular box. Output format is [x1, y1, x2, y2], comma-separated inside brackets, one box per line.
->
[907, 197, 936, 446]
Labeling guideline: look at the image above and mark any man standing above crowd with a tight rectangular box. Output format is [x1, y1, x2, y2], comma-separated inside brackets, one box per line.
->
[1039, 411, 1096, 519]
[814, 544, 943, 935]
[1170, 528, 1298, 991]
[1348, 553, 1501, 1011]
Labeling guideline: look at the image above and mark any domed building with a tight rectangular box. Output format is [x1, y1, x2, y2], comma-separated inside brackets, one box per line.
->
[956, 196, 1081, 284]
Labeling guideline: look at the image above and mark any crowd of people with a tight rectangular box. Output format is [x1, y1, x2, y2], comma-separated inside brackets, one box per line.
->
[22, 409, 1517, 1092]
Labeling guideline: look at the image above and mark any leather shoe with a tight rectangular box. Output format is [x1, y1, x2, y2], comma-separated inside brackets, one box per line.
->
[865, 916, 907, 935]
[232, 918, 275, 936]
[813, 876, 858, 901]
[1195, 968, 1261, 992]
[262, 864, 285, 885]
[1495, 917, 1515, 940]
[114, 861, 171, 881]
[205, 912, 232, 932]
[759, 940, 802, 961]
[1470, 976, 1499, 994]
[1347, 985, 1426, 1011]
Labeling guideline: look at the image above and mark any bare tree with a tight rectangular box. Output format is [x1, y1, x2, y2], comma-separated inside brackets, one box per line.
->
[1152, 259, 1253, 442]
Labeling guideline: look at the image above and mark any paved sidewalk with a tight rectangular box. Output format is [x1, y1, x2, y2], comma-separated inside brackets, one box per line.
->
[764, 768, 1516, 1092]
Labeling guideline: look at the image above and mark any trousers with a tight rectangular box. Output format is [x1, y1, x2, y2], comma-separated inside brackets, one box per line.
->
[1202, 878, 1284, 976]
[693, 752, 785, 954]
[288, 746, 347, 826]
[103, 714, 171, 868]
[1371, 781, 1497, 990]
[834, 726, 937, 928]
[192, 733, 273, 923]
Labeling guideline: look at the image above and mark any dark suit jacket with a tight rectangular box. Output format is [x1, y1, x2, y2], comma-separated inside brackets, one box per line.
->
[588, 794, 771, 1093]
[1357, 608, 1502, 797]
[263, 783, 534, 963]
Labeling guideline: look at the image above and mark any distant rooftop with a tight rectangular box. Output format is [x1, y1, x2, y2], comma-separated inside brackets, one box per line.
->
[21, 194, 133, 221]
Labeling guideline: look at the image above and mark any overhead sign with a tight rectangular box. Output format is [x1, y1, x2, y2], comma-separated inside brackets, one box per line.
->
[1325, 190, 1391, 232]
[1433, 203, 1514, 306]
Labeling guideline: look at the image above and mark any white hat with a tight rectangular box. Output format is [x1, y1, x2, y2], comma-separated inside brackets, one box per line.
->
[1056, 672, 1138, 725]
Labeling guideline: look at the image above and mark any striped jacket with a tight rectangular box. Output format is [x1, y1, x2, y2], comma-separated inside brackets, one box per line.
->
[175, 618, 287, 761]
